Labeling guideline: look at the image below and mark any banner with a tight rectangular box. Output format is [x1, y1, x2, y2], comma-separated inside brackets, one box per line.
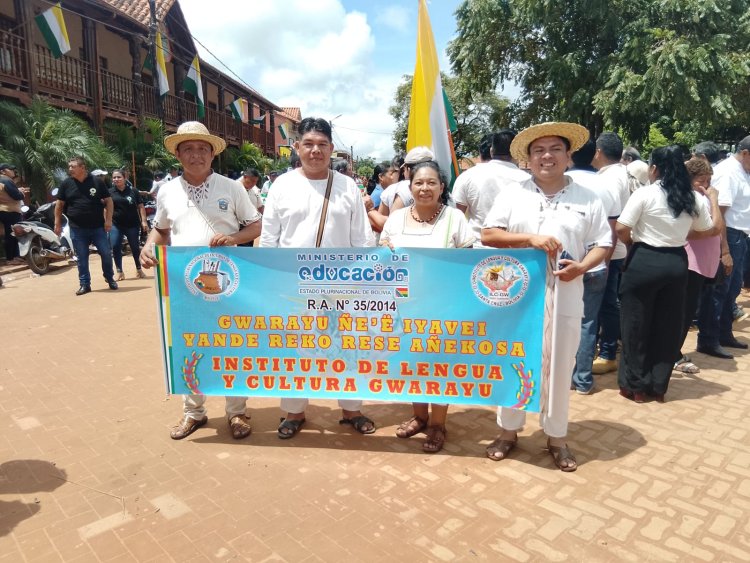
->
[154, 247, 548, 412]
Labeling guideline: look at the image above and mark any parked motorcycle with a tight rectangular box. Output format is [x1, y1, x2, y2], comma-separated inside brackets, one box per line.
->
[11, 202, 74, 274]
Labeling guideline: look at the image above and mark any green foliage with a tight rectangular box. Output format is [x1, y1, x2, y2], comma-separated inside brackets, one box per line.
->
[356, 156, 377, 181]
[0, 97, 119, 202]
[104, 118, 177, 189]
[222, 142, 272, 175]
[448, 0, 750, 144]
[389, 73, 511, 158]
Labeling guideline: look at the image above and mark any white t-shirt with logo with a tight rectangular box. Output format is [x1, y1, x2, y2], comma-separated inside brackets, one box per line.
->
[154, 173, 261, 246]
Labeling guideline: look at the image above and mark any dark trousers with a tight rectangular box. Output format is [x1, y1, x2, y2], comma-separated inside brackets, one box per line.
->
[597, 258, 624, 359]
[678, 270, 707, 359]
[109, 224, 142, 271]
[0, 210, 21, 260]
[718, 227, 747, 342]
[618, 244, 687, 395]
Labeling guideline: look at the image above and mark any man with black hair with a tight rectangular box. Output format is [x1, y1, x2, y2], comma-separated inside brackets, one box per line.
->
[453, 129, 530, 247]
[590, 131, 630, 375]
[261, 116, 376, 440]
[477, 133, 493, 163]
[694, 141, 721, 166]
[705, 135, 750, 354]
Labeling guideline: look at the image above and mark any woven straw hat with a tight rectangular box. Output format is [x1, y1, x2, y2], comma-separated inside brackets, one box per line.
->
[510, 122, 589, 162]
[164, 121, 226, 156]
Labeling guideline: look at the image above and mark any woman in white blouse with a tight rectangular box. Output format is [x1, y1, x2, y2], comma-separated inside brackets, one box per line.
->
[380, 160, 474, 452]
[616, 146, 716, 403]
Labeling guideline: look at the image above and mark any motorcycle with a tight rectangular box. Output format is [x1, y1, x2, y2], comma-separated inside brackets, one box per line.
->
[11, 202, 75, 275]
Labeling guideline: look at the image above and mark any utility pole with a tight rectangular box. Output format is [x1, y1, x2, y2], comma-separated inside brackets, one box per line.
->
[148, 0, 163, 121]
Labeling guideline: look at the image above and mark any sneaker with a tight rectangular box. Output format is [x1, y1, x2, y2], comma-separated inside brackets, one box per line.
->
[592, 357, 617, 374]
[575, 386, 594, 395]
[733, 307, 748, 323]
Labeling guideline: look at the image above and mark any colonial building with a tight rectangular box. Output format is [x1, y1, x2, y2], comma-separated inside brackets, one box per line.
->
[0, 0, 281, 155]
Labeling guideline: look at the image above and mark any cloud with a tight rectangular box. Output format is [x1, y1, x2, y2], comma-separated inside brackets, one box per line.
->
[178, 0, 397, 159]
[374, 5, 411, 34]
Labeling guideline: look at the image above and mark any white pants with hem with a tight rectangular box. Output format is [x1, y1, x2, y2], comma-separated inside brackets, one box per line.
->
[496, 314, 580, 438]
[280, 398, 362, 415]
[183, 395, 247, 420]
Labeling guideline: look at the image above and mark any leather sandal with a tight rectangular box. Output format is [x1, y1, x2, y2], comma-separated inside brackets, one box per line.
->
[170, 415, 208, 440]
[423, 425, 446, 453]
[228, 414, 252, 439]
[547, 440, 578, 472]
[339, 415, 376, 434]
[486, 436, 517, 461]
[396, 415, 428, 438]
[278, 417, 305, 439]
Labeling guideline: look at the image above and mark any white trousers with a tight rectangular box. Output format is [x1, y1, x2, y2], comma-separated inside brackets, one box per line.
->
[497, 314, 580, 438]
[184, 395, 247, 420]
[280, 398, 362, 415]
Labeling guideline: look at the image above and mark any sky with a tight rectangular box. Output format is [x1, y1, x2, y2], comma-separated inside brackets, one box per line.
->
[177, 0, 508, 161]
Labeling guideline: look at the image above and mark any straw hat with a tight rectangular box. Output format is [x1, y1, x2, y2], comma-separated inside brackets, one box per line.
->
[510, 122, 589, 163]
[164, 121, 226, 156]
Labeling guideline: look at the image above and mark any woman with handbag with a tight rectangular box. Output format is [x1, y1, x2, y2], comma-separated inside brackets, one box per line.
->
[380, 160, 474, 453]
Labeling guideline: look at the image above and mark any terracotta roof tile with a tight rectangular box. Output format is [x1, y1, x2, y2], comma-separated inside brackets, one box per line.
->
[280, 107, 301, 122]
[96, 0, 176, 28]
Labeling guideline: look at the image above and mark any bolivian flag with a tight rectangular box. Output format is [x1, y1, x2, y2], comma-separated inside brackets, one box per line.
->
[35, 4, 71, 59]
[406, 0, 460, 188]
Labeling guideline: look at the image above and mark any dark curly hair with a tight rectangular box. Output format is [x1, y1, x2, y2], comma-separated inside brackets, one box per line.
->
[650, 145, 697, 218]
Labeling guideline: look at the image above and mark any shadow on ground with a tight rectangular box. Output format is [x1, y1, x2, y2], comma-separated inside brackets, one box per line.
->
[0, 459, 67, 537]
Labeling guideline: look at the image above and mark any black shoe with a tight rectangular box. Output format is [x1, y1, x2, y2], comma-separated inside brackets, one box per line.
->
[107, 280, 119, 290]
[75, 285, 91, 296]
[720, 338, 748, 349]
[696, 344, 733, 359]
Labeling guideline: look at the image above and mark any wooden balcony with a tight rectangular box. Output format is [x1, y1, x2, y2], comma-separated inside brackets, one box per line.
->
[0, 31, 276, 155]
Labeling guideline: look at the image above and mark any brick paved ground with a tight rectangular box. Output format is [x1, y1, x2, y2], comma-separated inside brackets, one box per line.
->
[1, 261, 749, 562]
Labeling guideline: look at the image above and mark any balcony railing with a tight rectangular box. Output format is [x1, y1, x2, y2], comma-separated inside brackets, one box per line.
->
[0, 38, 276, 155]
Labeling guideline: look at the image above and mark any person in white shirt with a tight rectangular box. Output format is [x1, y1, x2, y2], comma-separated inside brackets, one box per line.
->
[710, 136, 750, 350]
[616, 146, 715, 404]
[380, 160, 474, 453]
[482, 122, 611, 472]
[453, 130, 530, 247]
[590, 132, 631, 375]
[260, 117, 376, 439]
[139, 121, 262, 441]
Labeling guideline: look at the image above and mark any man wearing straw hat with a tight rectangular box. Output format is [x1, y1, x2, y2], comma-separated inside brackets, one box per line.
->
[140, 121, 262, 441]
[481, 122, 611, 472]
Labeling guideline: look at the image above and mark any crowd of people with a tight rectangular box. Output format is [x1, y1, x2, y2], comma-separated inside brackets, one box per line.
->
[4, 115, 749, 472]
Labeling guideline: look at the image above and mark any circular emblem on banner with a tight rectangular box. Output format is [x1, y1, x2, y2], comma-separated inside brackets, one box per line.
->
[184, 252, 240, 301]
[471, 256, 530, 307]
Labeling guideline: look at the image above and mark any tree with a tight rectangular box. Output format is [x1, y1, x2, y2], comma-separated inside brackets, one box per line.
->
[222, 142, 272, 175]
[388, 73, 511, 157]
[356, 157, 377, 181]
[0, 97, 120, 202]
[448, 0, 750, 144]
[105, 118, 177, 189]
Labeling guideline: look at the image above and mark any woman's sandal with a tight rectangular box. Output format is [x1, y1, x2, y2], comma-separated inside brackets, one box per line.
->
[278, 417, 305, 439]
[339, 415, 376, 435]
[674, 356, 700, 374]
[486, 437, 517, 461]
[547, 440, 578, 472]
[422, 425, 446, 453]
[395, 415, 428, 438]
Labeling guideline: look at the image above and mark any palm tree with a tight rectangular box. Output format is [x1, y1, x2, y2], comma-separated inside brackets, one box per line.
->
[0, 97, 120, 203]
[104, 118, 177, 189]
[222, 141, 272, 175]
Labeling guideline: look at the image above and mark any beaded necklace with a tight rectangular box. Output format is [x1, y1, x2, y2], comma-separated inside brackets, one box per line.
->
[410, 203, 443, 224]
